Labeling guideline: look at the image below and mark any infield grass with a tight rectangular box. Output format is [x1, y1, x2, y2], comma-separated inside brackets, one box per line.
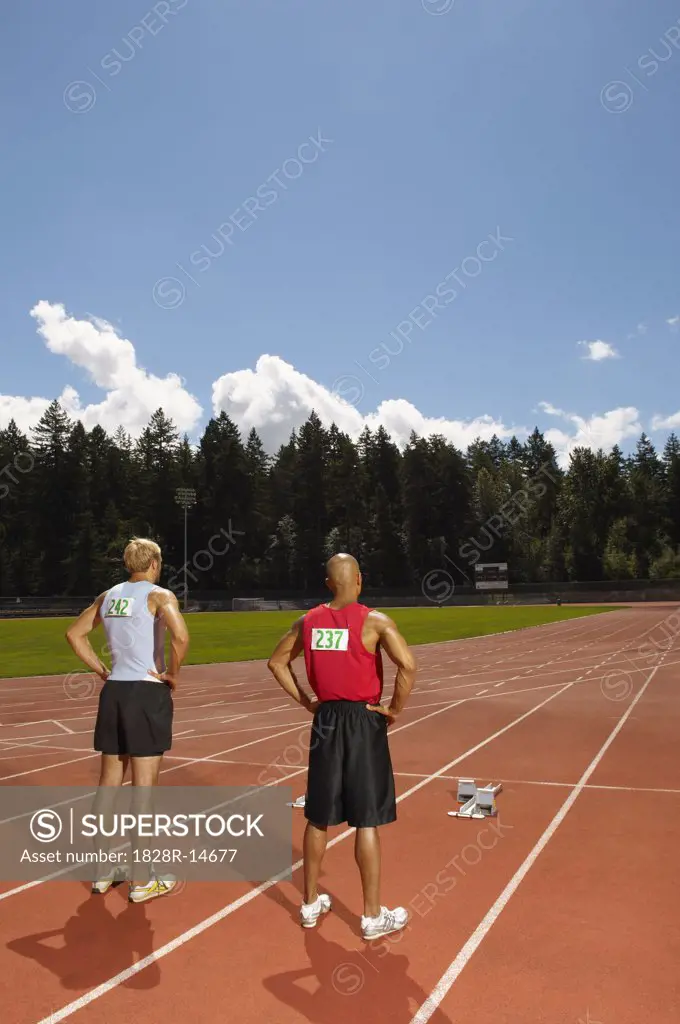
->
[0, 604, 623, 679]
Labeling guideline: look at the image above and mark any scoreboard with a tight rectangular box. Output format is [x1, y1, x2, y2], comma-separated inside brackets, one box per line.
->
[474, 562, 509, 590]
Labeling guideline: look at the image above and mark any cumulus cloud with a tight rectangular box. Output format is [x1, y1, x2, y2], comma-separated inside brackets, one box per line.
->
[0, 305, 664, 467]
[651, 411, 680, 431]
[0, 393, 58, 435]
[212, 354, 523, 452]
[578, 339, 619, 361]
[538, 402, 641, 465]
[0, 302, 202, 436]
[666, 315, 679, 331]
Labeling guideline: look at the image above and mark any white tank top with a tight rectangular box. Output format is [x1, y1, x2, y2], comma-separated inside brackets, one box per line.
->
[101, 581, 165, 682]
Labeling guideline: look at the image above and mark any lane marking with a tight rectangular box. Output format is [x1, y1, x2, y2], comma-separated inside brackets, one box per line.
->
[0, 753, 98, 781]
[409, 648, 670, 1023]
[392, 773, 680, 795]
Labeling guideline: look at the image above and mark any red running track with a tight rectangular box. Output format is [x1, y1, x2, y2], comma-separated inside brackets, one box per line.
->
[0, 605, 678, 1024]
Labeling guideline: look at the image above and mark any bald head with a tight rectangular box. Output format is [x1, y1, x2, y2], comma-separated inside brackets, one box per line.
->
[325, 553, 361, 599]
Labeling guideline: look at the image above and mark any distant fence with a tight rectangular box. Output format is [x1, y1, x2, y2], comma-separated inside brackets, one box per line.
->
[1, 578, 680, 618]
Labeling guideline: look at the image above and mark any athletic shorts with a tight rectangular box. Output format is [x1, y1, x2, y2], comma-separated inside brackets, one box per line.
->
[94, 679, 173, 757]
[305, 700, 396, 829]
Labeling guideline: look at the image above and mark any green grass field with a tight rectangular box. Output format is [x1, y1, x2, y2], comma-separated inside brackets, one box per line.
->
[0, 605, 622, 679]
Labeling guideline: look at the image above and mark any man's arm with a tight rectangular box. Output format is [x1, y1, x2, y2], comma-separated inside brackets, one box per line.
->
[65, 594, 109, 680]
[149, 591, 189, 691]
[267, 618, 315, 712]
[366, 612, 416, 724]
[153, 612, 168, 674]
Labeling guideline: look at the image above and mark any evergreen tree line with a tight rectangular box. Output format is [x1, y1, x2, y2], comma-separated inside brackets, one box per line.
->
[0, 400, 679, 598]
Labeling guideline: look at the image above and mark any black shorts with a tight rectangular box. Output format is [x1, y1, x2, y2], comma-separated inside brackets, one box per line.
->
[305, 700, 396, 829]
[94, 680, 173, 757]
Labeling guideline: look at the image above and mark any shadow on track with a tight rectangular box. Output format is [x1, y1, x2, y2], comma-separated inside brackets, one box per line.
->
[6, 883, 160, 992]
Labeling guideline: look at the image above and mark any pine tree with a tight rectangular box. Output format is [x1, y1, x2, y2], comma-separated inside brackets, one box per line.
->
[0, 420, 33, 594]
[325, 424, 364, 556]
[558, 448, 602, 579]
[135, 409, 185, 579]
[194, 413, 249, 588]
[662, 434, 680, 547]
[360, 427, 406, 587]
[243, 428, 273, 585]
[627, 434, 664, 577]
[29, 402, 75, 593]
[267, 514, 299, 589]
[292, 412, 330, 589]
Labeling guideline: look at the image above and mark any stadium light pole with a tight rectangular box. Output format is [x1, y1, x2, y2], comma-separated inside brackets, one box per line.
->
[175, 487, 197, 611]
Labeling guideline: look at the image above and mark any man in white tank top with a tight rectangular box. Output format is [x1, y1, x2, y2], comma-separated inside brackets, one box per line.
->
[66, 537, 189, 903]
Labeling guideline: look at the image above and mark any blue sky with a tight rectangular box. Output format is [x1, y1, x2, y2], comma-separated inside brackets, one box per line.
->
[1, 0, 679, 460]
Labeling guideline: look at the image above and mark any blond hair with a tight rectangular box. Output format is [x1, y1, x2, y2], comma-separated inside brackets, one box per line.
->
[124, 537, 162, 574]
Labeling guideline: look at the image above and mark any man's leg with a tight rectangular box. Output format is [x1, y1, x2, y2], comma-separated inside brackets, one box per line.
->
[299, 704, 339, 927]
[303, 821, 328, 904]
[91, 755, 128, 892]
[98, 753, 128, 786]
[130, 755, 162, 787]
[129, 755, 163, 886]
[349, 707, 408, 939]
[355, 827, 381, 919]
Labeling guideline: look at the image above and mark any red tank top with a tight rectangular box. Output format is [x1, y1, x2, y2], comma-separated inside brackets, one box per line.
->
[302, 602, 383, 704]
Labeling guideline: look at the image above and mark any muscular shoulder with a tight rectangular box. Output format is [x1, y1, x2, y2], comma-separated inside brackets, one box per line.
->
[366, 609, 395, 630]
[365, 610, 397, 639]
[149, 588, 178, 613]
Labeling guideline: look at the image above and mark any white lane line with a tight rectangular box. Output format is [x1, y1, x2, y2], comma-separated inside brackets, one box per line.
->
[0, 753, 98, 781]
[35, 680, 584, 1024]
[409, 651, 668, 1023]
[0, 742, 52, 755]
[475, 689, 489, 696]
[393, 773, 680, 795]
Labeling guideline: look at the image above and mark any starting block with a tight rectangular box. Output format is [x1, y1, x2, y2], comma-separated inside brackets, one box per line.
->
[448, 780, 502, 819]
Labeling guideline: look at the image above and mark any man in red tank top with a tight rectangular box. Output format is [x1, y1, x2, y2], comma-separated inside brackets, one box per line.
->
[267, 553, 416, 940]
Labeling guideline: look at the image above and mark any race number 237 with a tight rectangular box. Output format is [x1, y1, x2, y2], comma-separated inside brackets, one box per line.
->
[311, 628, 349, 651]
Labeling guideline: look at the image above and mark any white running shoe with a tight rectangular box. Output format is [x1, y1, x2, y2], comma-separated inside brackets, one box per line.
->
[292, 795, 307, 808]
[128, 876, 177, 904]
[361, 906, 409, 940]
[300, 893, 332, 928]
[91, 865, 127, 895]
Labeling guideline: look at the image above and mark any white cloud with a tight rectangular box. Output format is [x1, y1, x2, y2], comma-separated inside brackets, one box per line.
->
[666, 315, 679, 331]
[538, 402, 641, 465]
[651, 411, 680, 431]
[0, 394, 54, 435]
[0, 302, 202, 437]
[578, 339, 619, 361]
[212, 354, 523, 452]
[0, 305, 663, 466]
